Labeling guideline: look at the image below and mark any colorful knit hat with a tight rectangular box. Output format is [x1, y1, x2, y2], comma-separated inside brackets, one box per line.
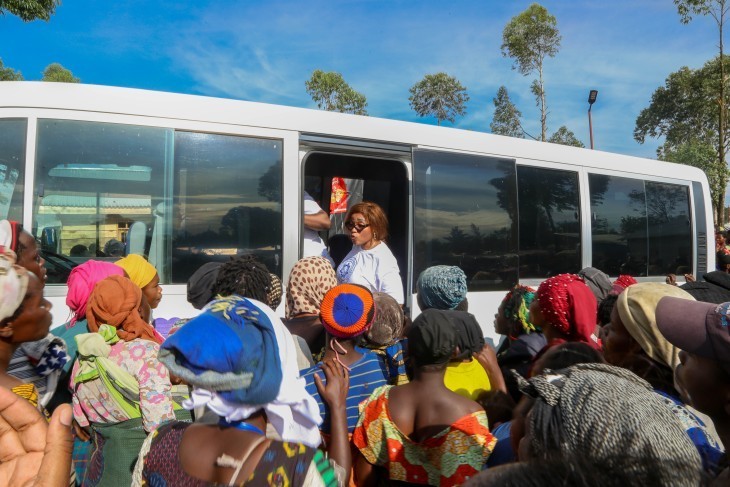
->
[320, 283, 375, 339]
[611, 275, 637, 295]
[417, 265, 468, 310]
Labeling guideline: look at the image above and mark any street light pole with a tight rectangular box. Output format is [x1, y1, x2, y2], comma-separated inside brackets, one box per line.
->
[588, 90, 598, 150]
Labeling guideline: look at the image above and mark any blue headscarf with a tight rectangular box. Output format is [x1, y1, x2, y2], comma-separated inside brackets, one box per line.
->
[417, 265, 468, 310]
[159, 295, 282, 406]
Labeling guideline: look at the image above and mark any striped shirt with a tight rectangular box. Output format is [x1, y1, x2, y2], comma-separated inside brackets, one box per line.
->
[301, 351, 389, 433]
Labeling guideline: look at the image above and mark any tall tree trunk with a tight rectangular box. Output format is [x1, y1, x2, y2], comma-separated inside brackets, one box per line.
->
[539, 64, 547, 141]
[720, 7, 726, 226]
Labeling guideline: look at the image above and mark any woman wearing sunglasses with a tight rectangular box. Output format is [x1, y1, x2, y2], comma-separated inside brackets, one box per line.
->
[336, 201, 404, 304]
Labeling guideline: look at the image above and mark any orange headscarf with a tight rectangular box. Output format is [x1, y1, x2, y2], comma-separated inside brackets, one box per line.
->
[86, 275, 161, 343]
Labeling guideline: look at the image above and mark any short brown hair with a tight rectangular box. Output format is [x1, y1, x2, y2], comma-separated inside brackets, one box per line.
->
[346, 201, 389, 242]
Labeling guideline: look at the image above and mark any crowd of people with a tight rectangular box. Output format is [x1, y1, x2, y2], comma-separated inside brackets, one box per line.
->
[2, 209, 730, 486]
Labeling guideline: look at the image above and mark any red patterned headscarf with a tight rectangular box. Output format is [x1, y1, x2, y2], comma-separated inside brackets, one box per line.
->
[536, 274, 600, 349]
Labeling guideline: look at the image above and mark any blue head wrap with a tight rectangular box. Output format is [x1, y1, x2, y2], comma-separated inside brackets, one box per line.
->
[417, 265, 468, 310]
[158, 295, 282, 406]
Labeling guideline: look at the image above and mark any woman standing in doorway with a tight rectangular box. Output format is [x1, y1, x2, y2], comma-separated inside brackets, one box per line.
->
[336, 202, 403, 305]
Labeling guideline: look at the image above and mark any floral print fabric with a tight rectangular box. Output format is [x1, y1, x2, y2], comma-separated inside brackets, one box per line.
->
[71, 338, 175, 432]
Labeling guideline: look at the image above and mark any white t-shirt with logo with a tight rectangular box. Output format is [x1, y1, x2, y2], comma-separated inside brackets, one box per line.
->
[336, 242, 404, 304]
[303, 191, 328, 259]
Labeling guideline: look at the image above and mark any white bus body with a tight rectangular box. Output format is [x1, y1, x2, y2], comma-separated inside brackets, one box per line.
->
[0, 82, 714, 344]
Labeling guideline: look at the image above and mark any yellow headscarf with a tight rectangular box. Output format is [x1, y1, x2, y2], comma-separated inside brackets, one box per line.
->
[115, 254, 157, 289]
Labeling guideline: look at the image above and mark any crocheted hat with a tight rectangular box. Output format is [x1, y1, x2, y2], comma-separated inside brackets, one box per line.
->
[320, 283, 375, 339]
[417, 265, 467, 310]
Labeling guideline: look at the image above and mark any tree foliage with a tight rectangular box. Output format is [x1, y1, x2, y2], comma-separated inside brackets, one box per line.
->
[408, 72, 469, 126]
[634, 56, 729, 221]
[304, 70, 368, 115]
[41, 63, 79, 83]
[490, 86, 523, 138]
[501, 3, 561, 141]
[0, 58, 23, 81]
[0, 0, 59, 21]
[548, 126, 585, 148]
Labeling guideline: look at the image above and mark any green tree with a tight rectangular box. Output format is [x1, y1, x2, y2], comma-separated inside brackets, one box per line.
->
[304, 70, 368, 115]
[548, 125, 585, 148]
[662, 139, 728, 212]
[408, 72, 469, 126]
[674, 0, 729, 223]
[490, 86, 523, 138]
[0, 0, 60, 21]
[41, 63, 79, 83]
[0, 58, 23, 81]
[634, 56, 729, 223]
[501, 3, 561, 141]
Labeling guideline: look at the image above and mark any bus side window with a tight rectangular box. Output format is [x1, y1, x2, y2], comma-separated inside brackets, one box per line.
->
[34, 119, 171, 284]
[517, 166, 581, 278]
[172, 132, 283, 283]
[0, 119, 26, 222]
[645, 181, 692, 276]
[413, 150, 517, 292]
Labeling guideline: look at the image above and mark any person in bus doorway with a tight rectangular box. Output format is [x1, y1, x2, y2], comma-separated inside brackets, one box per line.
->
[303, 190, 332, 260]
[337, 201, 404, 305]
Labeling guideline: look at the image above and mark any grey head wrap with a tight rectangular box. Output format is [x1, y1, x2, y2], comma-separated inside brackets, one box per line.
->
[417, 265, 467, 310]
[516, 363, 702, 486]
[577, 267, 612, 302]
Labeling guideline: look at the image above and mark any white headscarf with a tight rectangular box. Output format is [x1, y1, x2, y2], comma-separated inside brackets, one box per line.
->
[183, 298, 323, 447]
[0, 249, 28, 322]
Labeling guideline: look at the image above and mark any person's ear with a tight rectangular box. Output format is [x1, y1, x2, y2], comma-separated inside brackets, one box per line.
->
[452, 346, 461, 359]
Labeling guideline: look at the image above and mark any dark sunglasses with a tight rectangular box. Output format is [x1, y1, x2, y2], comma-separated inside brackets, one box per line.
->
[345, 221, 370, 232]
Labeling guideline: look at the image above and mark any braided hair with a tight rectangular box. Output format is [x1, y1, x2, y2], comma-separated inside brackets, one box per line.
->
[500, 285, 538, 335]
[212, 255, 272, 304]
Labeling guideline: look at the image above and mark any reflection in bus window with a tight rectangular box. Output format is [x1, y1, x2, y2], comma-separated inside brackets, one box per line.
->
[34, 119, 172, 284]
[590, 174, 648, 276]
[646, 182, 692, 275]
[413, 150, 517, 292]
[0, 119, 26, 222]
[172, 132, 283, 283]
[517, 166, 580, 278]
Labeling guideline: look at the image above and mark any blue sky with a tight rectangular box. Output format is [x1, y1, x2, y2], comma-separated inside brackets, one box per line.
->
[0, 0, 719, 158]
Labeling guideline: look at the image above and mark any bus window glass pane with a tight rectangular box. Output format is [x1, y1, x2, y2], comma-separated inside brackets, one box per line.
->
[517, 166, 580, 278]
[34, 120, 171, 284]
[413, 150, 517, 292]
[646, 182, 692, 275]
[589, 174, 648, 276]
[172, 132, 282, 283]
[0, 119, 26, 222]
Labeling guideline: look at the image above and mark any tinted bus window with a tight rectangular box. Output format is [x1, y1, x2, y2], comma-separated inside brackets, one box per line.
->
[646, 181, 692, 275]
[517, 166, 580, 278]
[172, 132, 283, 282]
[590, 174, 648, 276]
[413, 150, 517, 292]
[0, 119, 26, 222]
[34, 120, 172, 284]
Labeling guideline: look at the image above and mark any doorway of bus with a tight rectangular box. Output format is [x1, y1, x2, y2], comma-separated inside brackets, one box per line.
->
[301, 140, 411, 307]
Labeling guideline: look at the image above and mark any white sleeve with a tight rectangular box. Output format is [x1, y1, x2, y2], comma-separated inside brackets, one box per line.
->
[376, 247, 404, 304]
[303, 191, 324, 216]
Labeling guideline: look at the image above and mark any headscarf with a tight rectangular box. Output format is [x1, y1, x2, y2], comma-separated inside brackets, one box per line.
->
[285, 256, 337, 319]
[0, 248, 29, 322]
[187, 262, 222, 310]
[86, 275, 161, 343]
[115, 254, 157, 289]
[416, 265, 467, 310]
[578, 267, 612, 302]
[611, 275, 637, 295]
[267, 273, 283, 310]
[516, 363, 701, 486]
[364, 292, 404, 347]
[447, 310, 485, 356]
[66, 260, 125, 325]
[615, 283, 695, 370]
[0, 219, 22, 252]
[161, 296, 322, 447]
[500, 285, 538, 335]
[408, 309, 458, 366]
[536, 274, 600, 349]
[320, 283, 376, 339]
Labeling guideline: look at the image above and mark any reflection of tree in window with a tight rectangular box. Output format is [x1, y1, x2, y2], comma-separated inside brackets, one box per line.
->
[258, 160, 282, 202]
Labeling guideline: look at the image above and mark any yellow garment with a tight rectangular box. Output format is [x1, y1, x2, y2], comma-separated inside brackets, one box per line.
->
[116, 254, 157, 289]
[444, 359, 491, 401]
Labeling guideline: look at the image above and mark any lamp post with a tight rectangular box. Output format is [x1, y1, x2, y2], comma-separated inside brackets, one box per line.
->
[588, 90, 598, 150]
